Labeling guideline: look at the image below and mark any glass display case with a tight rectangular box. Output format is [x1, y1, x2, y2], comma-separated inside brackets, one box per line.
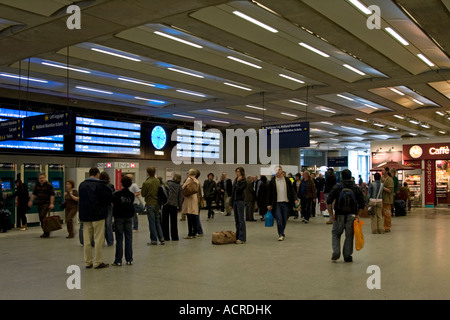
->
[436, 160, 449, 205]
[404, 171, 422, 207]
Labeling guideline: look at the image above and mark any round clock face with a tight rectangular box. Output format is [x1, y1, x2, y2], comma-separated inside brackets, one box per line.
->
[151, 126, 167, 150]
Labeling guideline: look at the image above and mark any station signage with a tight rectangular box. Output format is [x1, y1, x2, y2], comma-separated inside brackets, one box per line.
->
[22, 112, 72, 139]
[0, 119, 21, 141]
[403, 143, 450, 160]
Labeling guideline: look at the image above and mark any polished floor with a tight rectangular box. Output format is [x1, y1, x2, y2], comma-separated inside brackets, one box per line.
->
[1, 207, 450, 300]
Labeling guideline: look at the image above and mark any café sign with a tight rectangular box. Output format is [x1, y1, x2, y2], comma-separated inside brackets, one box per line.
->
[403, 143, 450, 160]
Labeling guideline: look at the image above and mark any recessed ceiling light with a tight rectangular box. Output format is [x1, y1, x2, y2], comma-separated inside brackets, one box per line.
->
[384, 27, 409, 46]
[355, 118, 367, 122]
[245, 116, 262, 121]
[320, 107, 336, 114]
[41, 62, 91, 74]
[206, 109, 229, 115]
[439, 131, 446, 134]
[321, 121, 333, 125]
[299, 42, 330, 58]
[373, 123, 385, 127]
[409, 132, 418, 136]
[390, 88, 405, 96]
[288, 99, 307, 106]
[232, 11, 278, 33]
[135, 97, 166, 104]
[211, 119, 230, 124]
[337, 94, 354, 101]
[412, 99, 424, 105]
[420, 123, 430, 128]
[417, 53, 435, 67]
[227, 56, 262, 69]
[224, 82, 252, 91]
[343, 64, 366, 76]
[388, 127, 399, 131]
[364, 103, 378, 110]
[0, 73, 48, 83]
[90, 48, 141, 62]
[348, 0, 372, 15]
[281, 112, 297, 117]
[76, 86, 113, 94]
[173, 114, 195, 119]
[154, 31, 203, 49]
[408, 119, 419, 125]
[176, 89, 206, 97]
[245, 104, 266, 111]
[436, 111, 445, 116]
[341, 126, 366, 133]
[167, 67, 204, 78]
[394, 115, 405, 119]
[118, 77, 155, 87]
[279, 74, 305, 84]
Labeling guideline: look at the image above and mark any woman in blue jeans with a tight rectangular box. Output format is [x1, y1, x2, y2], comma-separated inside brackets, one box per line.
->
[112, 176, 135, 266]
[230, 167, 247, 244]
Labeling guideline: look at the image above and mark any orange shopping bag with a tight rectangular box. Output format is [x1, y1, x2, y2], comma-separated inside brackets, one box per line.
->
[354, 218, 365, 251]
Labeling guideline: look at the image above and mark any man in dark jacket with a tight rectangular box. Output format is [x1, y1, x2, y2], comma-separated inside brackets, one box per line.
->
[203, 173, 217, 220]
[326, 169, 365, 263]
[324, 168, 337, 224]
[79, 167, 113, 269]
[267, 166, 298, 241]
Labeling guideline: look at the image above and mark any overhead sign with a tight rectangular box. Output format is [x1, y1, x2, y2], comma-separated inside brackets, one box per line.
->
[403, 143, 450, 160]
[0, 119, 22, 141]
[328, 156, 348, 167]
[264, 121, 310, 149]
[22, 112, 72, 139]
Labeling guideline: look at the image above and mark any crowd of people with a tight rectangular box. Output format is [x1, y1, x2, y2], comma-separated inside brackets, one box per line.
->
[2, 164, 412, 266]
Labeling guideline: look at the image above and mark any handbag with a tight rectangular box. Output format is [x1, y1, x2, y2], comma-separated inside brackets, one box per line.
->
[367, 183, 383, 216]
[354, 218, 365, 251]
[43, 212, 62, 233]
[265, 210, 274, 227]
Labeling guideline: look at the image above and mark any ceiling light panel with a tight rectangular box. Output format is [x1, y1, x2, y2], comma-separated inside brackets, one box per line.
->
[369, 86, 440, 110]
[189, 2, 386, 83]
[302, 0, 450, 74]
[115, 24, 322, 90]
[317, 92, 391, 114]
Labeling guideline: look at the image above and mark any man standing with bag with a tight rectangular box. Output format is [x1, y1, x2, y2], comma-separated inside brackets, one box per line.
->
[79, 167, 113, 269]
[28, 173, 55, 238]
[327, 169, 365, 263]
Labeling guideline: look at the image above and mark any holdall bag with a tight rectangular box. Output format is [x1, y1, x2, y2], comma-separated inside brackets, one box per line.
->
[264, 210, 274, 227]
[43, 213, 62, 233]
[211, 230, 236, 245]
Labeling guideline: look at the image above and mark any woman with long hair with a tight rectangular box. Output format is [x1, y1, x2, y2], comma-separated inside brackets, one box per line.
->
[230, 167, 247, 244]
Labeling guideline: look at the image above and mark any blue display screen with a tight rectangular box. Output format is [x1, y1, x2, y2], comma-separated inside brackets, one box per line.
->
[52, 181, 60, 189]
[1, 182, 11, 189]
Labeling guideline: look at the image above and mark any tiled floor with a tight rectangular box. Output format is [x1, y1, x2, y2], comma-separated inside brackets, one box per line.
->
[1, 207, 449, 300]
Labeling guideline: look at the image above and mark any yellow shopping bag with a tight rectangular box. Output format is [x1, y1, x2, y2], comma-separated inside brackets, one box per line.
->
[354, 218, 365, 251]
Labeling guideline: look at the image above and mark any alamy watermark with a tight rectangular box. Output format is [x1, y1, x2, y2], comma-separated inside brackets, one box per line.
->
[66, 5, 81, 30]
[366, 5, 381, 30]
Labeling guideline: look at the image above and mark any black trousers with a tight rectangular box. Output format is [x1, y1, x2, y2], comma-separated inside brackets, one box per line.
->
[300, 196, 312, 221]
[161, 204, 179, 240]
[187, 214, 198, 237]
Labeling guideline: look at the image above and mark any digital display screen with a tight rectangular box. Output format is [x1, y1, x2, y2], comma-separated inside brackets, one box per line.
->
[51, 181, 60, 189]
[75, 116, 141, 156]
[175, 128, 221, 159]
[1, 182, 11, 189]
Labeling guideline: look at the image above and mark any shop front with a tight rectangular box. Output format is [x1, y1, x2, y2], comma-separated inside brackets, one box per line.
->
[403, 143, 450, 207]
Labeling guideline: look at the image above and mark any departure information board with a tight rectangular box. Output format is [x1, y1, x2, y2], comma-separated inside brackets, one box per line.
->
[175, 128, 221, 159]
[74, 117, 141, 156]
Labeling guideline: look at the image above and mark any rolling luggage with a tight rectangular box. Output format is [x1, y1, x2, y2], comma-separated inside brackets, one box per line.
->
[211, 231, 236, 245]
[394, 200, 406, 216]
[0, 209, 12, 232]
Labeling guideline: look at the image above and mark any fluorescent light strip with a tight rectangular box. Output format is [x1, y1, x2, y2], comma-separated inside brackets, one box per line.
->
[341, 125, 366, 133]
[420, 123, 430, 128]
[118, 77, 155, 87]
[41, 62, 91, 74]
[436, 111, 445, 116]
[224, 82, 252, 91]
[245, 116, 262, 121]
[90, 48, 141, 62]
[227, 56, 262, 69]
[343, 64, 366, 76]
[76, 86, 113, 94]
[408, 119, 419, 125]
[245, 104, 266, 111]
[321, 121, 333, 125]
[409, 132, 418, 136]
[288, 99, 307, 106]
[279, 74, 305, 84]
[355, 118, 367, 122]
[417, 54, 435, 67]
[412, 99, 424, 105]
[373, 123, 385, 127]
[299, 42, 330, 58]
[281, 112, 297, 117]
[0, 73, 48, 83]
[388, 127, 399, 131]
[211, 119, 230, 124]
[390, 88, 405, 96]
[135, 97, 165, 104]
[154, 31, 203, 49]
[394, 115, 405, 119]
[364, 103, 378, 110]
[337, 94, 354, 101]
[385, 27, 409, 46]
[173, 114, 195, 119]
[167, 67, 204, 78]
[348, 0, 372, 15]
[328, 131, 339, 135]
[439, 131, 446, 134]
[320, 107, 336, 114]
[207, 109, 228, 115]
[232, 11, 278, 33]
[176, 89, 206, 97]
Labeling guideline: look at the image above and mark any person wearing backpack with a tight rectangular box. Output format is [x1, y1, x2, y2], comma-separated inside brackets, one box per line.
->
[326, 169, 365, 263]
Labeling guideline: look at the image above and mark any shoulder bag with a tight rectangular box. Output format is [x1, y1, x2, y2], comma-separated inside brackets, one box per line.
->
[367, 183, 383, 216]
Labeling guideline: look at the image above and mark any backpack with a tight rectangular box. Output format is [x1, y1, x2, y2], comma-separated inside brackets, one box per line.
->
[336, 184, 357, 214]
[158, 185, 169, 206]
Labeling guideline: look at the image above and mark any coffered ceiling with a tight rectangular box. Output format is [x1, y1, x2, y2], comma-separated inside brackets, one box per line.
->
[0, 0, 449, 150]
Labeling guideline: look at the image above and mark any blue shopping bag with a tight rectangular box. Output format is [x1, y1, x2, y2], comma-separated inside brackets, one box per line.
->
[265, 210, 274, 227]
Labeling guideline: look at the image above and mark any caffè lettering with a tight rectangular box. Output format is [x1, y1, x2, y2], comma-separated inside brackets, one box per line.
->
[429, 146, 449, 155]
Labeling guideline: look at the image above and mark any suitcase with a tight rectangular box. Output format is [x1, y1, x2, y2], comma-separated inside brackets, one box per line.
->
[211, 231, 236, 245]
[394, 200, 406, 216]
[0, 209, 11, 232]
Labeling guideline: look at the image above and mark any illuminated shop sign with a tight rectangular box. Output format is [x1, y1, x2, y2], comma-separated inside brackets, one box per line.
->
[403, 143, 450, 160]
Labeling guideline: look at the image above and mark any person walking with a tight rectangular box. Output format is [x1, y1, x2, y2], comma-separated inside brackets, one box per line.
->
[78, 167, 113, 269]
[141, 166, 165, 245]
[298, 171, 316, 223]
[99, 172, 115, 246]
[28, 173, 55, 238]
[244, 176, 256, 221]
[327, 169, 365, 263]
[267, 166, 298, 241]
[256, 175, 269, 221]
[64, 180, 79, 239]
[382, 167, 394, 232]
[324, 168, 337, 224]
[13, 179, 29, 231]
[127, 174, 143, 232]
[203, 173, 217, 220]
[230, 167, 247, 244]
[182, 169, 200, 239]
[162, 174, 183, 241]
[366, 172, 384, 234]
[220, 172, 233, 216]
[112, 175, 135, 266]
